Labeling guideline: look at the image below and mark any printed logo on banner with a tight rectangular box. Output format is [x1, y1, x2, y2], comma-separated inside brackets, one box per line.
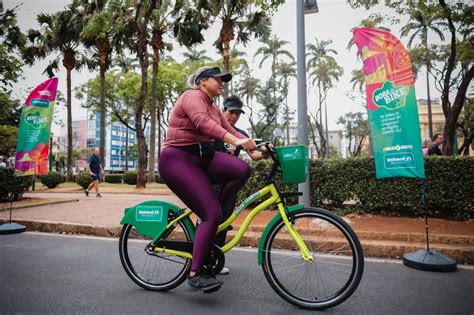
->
[30, 98, 50, 108]
[373, 81, 408, 110]
[383, 152, 416, 169]
[25, 111, 49, 129]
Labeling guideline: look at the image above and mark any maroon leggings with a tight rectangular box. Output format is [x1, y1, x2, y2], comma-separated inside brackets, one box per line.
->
[159, 146, 251, 272]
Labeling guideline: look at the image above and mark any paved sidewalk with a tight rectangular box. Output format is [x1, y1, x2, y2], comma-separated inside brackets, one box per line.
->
[1, 192, 473, 264]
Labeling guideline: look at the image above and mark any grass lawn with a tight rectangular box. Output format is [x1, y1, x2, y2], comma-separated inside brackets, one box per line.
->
[34, 181, 168, 191]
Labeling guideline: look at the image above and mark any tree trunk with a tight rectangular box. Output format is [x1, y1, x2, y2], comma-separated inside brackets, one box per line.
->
[134, 0, 156, 188]
[147, 49, 159, 183]
[157, 101, 161, 161]
[66, 68, 73, 182]
[223, 39, 230, 97]
[97, 39, 109, 170]
[443, 66, 474, 155]
[220, 19, 234, 98]
[99, 62, 106, 170]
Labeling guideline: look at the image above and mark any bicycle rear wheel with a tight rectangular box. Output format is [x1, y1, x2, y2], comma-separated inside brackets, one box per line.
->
[261, 208, 364, 310]
[119, 214, 192, 291]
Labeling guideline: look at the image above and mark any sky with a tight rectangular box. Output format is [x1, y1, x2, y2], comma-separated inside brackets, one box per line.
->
[5, 0, 447, 136]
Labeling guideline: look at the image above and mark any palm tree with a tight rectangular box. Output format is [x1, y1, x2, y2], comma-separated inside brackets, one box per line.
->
[23, 4, 89, 181]
[183, 48, 212, 62]
[79, 0, 118, 170]
[276, 60, 296, 144]
[146, 0, 208, 183]
[115, 0, 208, 188]
[306, 38, 341, 158]
[308, 58, 343, 158]
[350, 69, 365, 92]
[254, 35, 293, 80]
[236, 65, 260, 137]
[401, 8, 446, 139]
[198, 0, 278, 96]
[0, 6, 26, 91]
[254, 35, 294, 126]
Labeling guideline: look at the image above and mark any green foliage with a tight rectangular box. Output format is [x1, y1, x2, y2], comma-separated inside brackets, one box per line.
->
[337, 112, 369, 157]
[0, 125, 18, 157]
[105, 174, 123, 184]
[75, 171, 92, 189]
[0, 7, 26, 91]
[239, 157, 474, 220]
[38, 171, 64, 189]
[123, 171, 137, 185]
[0, 168, 33, 201]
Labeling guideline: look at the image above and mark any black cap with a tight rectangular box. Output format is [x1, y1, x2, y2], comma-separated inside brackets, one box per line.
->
[195, 67, 232, 84]
[223, 99, 245, 114]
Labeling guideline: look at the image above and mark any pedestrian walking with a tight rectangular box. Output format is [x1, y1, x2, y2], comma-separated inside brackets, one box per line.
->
[428, 133, 444, 156]
[84, 147, 104, 197]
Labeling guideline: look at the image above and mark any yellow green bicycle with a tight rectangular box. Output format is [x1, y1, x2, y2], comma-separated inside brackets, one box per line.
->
[118, 142, 364, 310]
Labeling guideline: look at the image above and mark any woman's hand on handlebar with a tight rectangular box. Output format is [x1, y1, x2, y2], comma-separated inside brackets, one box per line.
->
[235, 138, 257, 151]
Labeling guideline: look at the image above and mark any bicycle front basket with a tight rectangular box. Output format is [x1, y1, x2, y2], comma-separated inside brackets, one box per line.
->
[275, 145, 308, 184]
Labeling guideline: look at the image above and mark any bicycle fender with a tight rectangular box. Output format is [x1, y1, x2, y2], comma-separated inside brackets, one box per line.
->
[257, 204, 305, 265]
[120, 200, 195, 240]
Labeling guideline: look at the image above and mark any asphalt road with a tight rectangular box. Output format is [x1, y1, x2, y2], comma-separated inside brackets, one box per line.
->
[1, 232, 473, 314]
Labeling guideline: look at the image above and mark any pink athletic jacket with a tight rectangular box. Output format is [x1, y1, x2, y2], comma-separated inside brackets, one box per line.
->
[163, 89, 246, 147]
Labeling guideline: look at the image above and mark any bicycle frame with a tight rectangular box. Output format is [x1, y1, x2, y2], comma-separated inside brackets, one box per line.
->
[152, 183, 313, 262]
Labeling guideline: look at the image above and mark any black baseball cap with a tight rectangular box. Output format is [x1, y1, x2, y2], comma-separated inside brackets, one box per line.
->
[224, 98, 245, 114]
[195, 67, 232, 84]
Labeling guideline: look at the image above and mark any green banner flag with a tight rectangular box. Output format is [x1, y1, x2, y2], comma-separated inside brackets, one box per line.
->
[14, 78, 58, 176]
[353, 28, 425, 179]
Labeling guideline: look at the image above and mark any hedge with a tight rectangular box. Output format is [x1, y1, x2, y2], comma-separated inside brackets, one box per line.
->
[123, 171, 137, 185]
[38, 171, 64, 189]
[238, 156, 474, 220]
[105, 174, 123, 184]
[0, 168, 34, 201]
[75, 171, 92, 189]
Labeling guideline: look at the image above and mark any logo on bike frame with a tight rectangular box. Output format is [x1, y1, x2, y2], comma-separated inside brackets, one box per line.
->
[234, 191, 261, 215]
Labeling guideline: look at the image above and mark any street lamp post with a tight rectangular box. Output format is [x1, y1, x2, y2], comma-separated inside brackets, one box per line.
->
[296, 0, 318, 206]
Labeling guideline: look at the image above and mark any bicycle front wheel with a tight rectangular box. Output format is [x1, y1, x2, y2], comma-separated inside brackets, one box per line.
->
[119, 215, 192, 291]
[261, 208, 364, 310]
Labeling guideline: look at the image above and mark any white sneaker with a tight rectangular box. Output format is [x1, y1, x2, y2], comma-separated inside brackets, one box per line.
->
[220, 267, 230, 275]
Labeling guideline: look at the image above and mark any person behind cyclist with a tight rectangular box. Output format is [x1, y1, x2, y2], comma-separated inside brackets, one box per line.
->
[213, 95, 268, 275]
[159, 66, 257, 292]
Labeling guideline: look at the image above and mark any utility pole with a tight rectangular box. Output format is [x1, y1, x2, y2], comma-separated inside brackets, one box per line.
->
[296, 0, 318, 206]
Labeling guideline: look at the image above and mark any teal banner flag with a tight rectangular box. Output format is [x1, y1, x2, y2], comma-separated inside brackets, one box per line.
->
[14, 78, 58, 176]
[353, 28, 425, 179]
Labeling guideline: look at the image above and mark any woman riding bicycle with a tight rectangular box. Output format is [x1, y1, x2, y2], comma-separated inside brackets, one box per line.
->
[159, 66, 257, 292]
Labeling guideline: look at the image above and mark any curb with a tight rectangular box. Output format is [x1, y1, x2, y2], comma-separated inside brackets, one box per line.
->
[10, 219, 474, 265]
[0, 199, 79, 211]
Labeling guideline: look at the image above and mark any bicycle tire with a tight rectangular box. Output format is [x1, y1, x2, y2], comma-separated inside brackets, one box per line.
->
[119, 217, 192, 291]
[261, 207, 364, 310]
